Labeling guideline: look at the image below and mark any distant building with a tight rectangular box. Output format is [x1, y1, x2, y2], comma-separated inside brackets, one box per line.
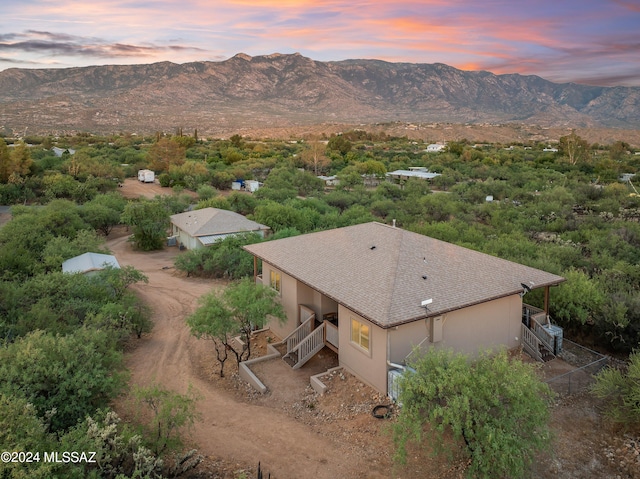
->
[426, 144, 446, 152]
[318, 175, 340, 187]
[52, 147, 76, 157]
[231, 179, 262, 192]
[386, 169, 440, 183]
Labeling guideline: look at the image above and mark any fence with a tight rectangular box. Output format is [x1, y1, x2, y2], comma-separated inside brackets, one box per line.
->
[544, 338, 608, 395]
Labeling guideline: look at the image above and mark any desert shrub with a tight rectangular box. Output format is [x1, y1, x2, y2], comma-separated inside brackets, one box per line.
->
[592, 351, 640, 428]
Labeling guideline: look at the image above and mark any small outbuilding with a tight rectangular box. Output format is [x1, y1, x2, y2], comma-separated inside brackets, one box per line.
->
[62, 252, 120, 275]
[170, 207, 270, 250]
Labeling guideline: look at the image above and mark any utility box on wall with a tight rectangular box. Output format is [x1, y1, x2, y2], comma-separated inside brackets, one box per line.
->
[431, 316, 443, 343]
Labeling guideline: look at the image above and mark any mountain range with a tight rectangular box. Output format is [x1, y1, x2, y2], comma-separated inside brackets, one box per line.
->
[0, 52, 639, 136]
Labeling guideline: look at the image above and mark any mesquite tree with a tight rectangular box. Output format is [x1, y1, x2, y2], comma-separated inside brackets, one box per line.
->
[394, 349, 554, 479]
[187, 278, 286, 377]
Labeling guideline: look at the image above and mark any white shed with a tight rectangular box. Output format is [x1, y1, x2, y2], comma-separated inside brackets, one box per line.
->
[245, 180, 261, 193]
[62, 252, 120, 276]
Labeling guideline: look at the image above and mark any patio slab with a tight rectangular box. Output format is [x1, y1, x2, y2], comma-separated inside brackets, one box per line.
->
[246, 347, 338, 404]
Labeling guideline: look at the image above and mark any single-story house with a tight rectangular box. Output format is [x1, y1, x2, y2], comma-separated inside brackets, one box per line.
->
[170, 207, 270, 250]
[317, 175, 340, 187]
[62, 252, 120, 275]
[52, 147, 76, 157]
[426, 143, 446, 152]
[244, 222, 565, 396]
[387, 169, 441, 184]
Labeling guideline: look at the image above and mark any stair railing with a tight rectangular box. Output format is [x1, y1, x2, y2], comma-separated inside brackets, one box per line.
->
[282, 315, 315, 356]
[291, 323, 325, 370]
[521, 324, 543, 362]
[531, 317, 556, 354]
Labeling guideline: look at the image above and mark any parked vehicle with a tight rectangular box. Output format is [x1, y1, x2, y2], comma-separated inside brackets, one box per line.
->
[138, 169, 155, 183]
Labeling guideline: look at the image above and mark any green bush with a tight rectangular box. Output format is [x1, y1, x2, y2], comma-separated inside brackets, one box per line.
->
[592, 351, 640, 428]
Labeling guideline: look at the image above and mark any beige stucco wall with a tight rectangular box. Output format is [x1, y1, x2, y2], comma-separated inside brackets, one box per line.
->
[261, 263, 299, 340]
[314, 291, 338, 320]
[259, 260, 521, 396]
[296, 281, 315, 316]
[337, 304, 388, 394]
[390, 294, 522, 364]
[262, 262, 340, 341]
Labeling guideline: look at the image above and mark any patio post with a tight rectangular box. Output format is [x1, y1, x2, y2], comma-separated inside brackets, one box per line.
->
[253, 255, 257, 280]
[544, 285, 550, 323]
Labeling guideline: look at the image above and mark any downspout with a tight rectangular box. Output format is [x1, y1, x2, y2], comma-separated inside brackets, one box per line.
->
[387, 328, 405, 370]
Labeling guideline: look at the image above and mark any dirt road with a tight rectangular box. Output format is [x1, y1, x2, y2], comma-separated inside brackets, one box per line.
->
[107, 234, 386, 479]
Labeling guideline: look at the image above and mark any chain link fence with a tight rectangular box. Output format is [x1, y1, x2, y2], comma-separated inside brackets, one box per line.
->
[544, 338, 608, 395]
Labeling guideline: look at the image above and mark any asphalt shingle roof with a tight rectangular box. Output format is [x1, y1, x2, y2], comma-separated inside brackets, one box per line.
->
[244, 222, 565, 329]
[170, 208, 269, 237]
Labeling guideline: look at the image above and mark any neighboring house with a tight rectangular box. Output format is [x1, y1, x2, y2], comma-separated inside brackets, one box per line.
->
[317, 175, 340, 187]
[52, 147, 76, 157]
[386, 169, 441, 184]
[62, 252, 120, 276]
[426, 143, 446, 152]
[244, 222, 565, 396]
[170, 207, 270, 250]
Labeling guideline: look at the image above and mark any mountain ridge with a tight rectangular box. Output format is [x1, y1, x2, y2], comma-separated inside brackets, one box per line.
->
[0, 52, 638, 135]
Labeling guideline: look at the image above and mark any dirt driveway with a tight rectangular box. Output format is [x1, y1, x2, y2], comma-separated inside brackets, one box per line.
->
[107, 234, 397, 479]
[119, 178, 183, 199]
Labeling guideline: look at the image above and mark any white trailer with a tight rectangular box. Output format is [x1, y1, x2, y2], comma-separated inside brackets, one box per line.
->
[138, 169, 155, 183]
[245, 180, 261, 193]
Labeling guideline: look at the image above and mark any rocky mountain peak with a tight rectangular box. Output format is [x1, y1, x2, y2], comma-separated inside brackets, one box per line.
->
[0, 53, 638, 135]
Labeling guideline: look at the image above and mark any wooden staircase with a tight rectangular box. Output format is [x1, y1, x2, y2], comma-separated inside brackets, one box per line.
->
[522, 322, 556, 363]
[281, 315, 327, 369]
[539, 342, 555, 362]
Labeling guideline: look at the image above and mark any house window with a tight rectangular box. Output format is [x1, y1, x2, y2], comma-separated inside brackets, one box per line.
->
[350, 318, 370, 352]
[269, 270, 281, 293]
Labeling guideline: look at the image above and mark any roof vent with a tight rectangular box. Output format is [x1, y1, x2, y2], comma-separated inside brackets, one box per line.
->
[370, 245, 376, 250]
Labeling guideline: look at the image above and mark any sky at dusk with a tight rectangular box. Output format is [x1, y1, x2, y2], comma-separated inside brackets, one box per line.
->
[1, 0, 639, 87]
